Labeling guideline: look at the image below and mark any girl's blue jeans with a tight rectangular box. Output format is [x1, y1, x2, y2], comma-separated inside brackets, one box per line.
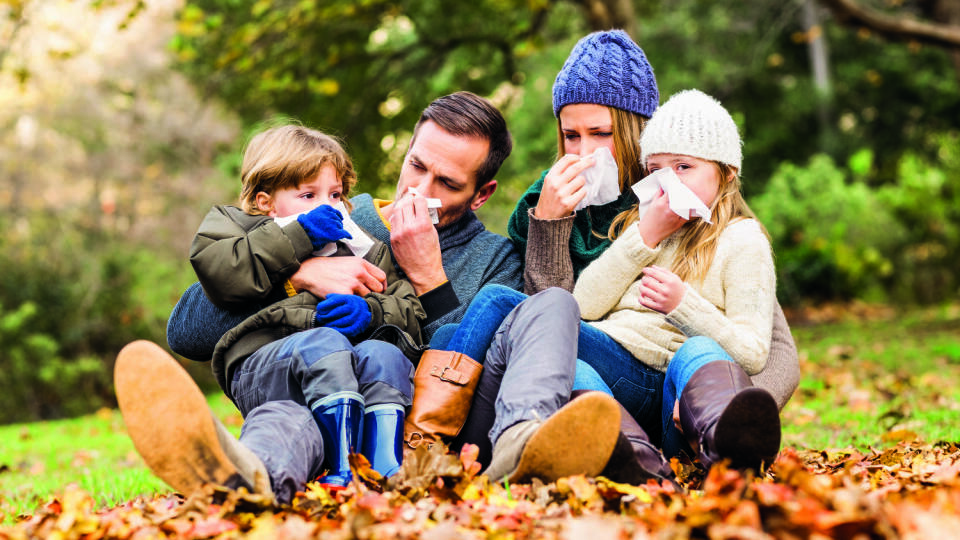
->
[431, 284, 737, 457]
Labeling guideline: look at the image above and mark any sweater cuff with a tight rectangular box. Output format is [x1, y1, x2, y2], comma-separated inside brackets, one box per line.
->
[418, 281, 459, 325]
[527, 207, 576, 246]
[666, 284, 716, 336]
[615, 223, 661, 263]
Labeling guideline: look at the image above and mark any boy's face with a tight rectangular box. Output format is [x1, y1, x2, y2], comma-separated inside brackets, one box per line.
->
[257, 164, 343, 218]
[393, 120, 495, 227]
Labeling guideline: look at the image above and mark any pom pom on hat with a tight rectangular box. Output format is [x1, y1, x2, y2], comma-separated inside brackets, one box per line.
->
[640, 89, 743, 171]
[552, 30, 659, 118]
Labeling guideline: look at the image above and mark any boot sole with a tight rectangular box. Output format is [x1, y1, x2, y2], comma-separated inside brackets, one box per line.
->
[509, 392, 621, 483]
[114, 340, 242, 495]
[714, 387, 781, 469]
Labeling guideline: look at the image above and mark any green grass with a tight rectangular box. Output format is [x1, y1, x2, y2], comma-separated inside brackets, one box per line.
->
[1, 303, 959, 523]
[0, 392, 242, 524]
[782, 302, 960, 450]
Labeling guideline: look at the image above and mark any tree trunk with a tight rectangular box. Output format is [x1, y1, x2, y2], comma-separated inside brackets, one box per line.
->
[573, 0, 636, 36]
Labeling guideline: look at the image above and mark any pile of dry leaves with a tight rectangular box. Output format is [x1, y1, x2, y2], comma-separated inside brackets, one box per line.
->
[4, 440, 960, 539]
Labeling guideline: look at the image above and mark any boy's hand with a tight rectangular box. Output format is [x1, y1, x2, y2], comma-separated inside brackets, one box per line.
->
[639, 265, 685, 314]
[315, 293, 371, 338]
[297, 204, 352, 249]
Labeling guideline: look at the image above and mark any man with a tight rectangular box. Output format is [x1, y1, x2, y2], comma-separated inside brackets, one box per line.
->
[118, 92, 619, 505]
[167, 92, 521, 358]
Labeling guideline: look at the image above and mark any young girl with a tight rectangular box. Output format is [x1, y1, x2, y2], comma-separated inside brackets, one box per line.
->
[116, 125, 425, 504]
[572, 89, 780, 470]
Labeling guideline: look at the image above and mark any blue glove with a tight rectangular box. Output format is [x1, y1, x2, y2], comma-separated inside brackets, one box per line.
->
[297, 205, 352, 250]
[315, 294, 371, 338]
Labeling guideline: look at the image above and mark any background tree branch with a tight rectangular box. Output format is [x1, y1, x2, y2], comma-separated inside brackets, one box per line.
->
[819, 0, 960, 48]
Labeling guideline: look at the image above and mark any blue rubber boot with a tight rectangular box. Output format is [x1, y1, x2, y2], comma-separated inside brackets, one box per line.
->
[311, 392, 365, 488]
[361, 404, 405, 479]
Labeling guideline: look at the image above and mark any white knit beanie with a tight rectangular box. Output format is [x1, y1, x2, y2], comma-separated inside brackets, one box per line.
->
[639, 89, 742, 171]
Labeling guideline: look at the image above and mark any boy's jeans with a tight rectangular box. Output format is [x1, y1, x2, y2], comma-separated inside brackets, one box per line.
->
[227, 327, 413, 502]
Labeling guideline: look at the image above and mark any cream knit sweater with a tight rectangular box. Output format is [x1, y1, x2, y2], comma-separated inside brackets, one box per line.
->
[573, 218, 775, 375]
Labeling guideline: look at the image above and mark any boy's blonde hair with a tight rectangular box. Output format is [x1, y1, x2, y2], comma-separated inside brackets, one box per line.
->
[239, 124, 357, 216]
[608, 162, 768, 283]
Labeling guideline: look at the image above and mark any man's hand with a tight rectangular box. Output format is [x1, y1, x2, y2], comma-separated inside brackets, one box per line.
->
[389, 193, 446, 295]
[639, 265, 685, 314]
[533, 154, 592, 220]
[289, 256, 386, 297]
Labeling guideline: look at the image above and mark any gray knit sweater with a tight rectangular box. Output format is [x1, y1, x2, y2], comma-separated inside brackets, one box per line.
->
[349, 194, 523, 340]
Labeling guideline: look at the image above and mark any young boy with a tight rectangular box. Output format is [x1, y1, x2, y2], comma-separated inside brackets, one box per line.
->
[116, 125, 425, 502]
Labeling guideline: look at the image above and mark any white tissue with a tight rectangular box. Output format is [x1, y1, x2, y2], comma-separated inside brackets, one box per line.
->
[275, 201, 375, 257]
[630, 167, 713, 224]
[574, 146, 621, 212]
[405, 187, 443, 224]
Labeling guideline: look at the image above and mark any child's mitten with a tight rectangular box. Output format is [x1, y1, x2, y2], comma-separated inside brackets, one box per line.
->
[315, 293, 371, 338]
[297, 205, 352, 249]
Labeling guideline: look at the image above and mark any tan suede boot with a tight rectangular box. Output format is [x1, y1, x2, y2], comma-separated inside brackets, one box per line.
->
[114, 340, 273, 499]
[483, 391, 621, 483]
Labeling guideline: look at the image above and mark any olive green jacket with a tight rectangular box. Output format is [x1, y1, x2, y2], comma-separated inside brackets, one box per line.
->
[190, 205, 425, 392]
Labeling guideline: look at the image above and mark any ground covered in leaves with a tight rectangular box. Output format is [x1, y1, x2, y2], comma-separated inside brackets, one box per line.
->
[4, 439, 960, 539]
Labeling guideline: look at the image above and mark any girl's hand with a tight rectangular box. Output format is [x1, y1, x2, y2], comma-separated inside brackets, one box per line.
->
[635, 187, 686, 248]
[534, 154, 594, 219]
[639, 265, 685, 314]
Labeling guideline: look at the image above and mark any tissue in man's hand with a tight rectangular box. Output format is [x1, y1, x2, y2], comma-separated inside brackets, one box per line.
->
[574, 146, 621, 211]
[406, 187, 443, 224]
[630, 167, 713, 224]
[275, 202, 375, 257]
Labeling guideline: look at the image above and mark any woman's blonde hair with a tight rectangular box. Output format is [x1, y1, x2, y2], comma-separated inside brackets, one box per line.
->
[555, 106, 647, 195]
[608, 162, 769, 283]
[239, 124, 357, 216]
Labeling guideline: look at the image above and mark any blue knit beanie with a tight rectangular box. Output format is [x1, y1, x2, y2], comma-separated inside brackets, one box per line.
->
[552, 30, 659, 118]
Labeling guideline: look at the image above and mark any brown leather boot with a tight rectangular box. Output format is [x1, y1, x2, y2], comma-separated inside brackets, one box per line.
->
[403, 350, 483, 449]
[568, 390, 676, 486]
[678, 361, 781, 471]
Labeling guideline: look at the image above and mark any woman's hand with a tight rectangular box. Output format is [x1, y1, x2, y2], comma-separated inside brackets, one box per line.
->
[635, 187, 687, 248]
[639, 265, 685, 314]
[534, 154, 594, 220]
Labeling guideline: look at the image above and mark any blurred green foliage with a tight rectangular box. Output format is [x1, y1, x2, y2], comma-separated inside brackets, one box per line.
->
[2, 0, 959, 422]
[752, 133, 960, 305]
[0, 214, 215, 424]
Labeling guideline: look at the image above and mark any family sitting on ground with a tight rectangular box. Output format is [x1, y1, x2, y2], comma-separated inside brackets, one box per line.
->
[114, 29, 800, 504]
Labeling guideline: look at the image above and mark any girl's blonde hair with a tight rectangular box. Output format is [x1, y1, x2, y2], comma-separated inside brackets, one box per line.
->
[555, 106, 647, 195]
[239, 124, 357, 216]
[608, 162, 769, 283]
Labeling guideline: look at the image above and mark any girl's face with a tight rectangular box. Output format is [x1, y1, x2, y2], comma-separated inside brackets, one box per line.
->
[646, 154, 723, 207]
[559, 103, 616, 159]
[257, 163, 344, 218]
